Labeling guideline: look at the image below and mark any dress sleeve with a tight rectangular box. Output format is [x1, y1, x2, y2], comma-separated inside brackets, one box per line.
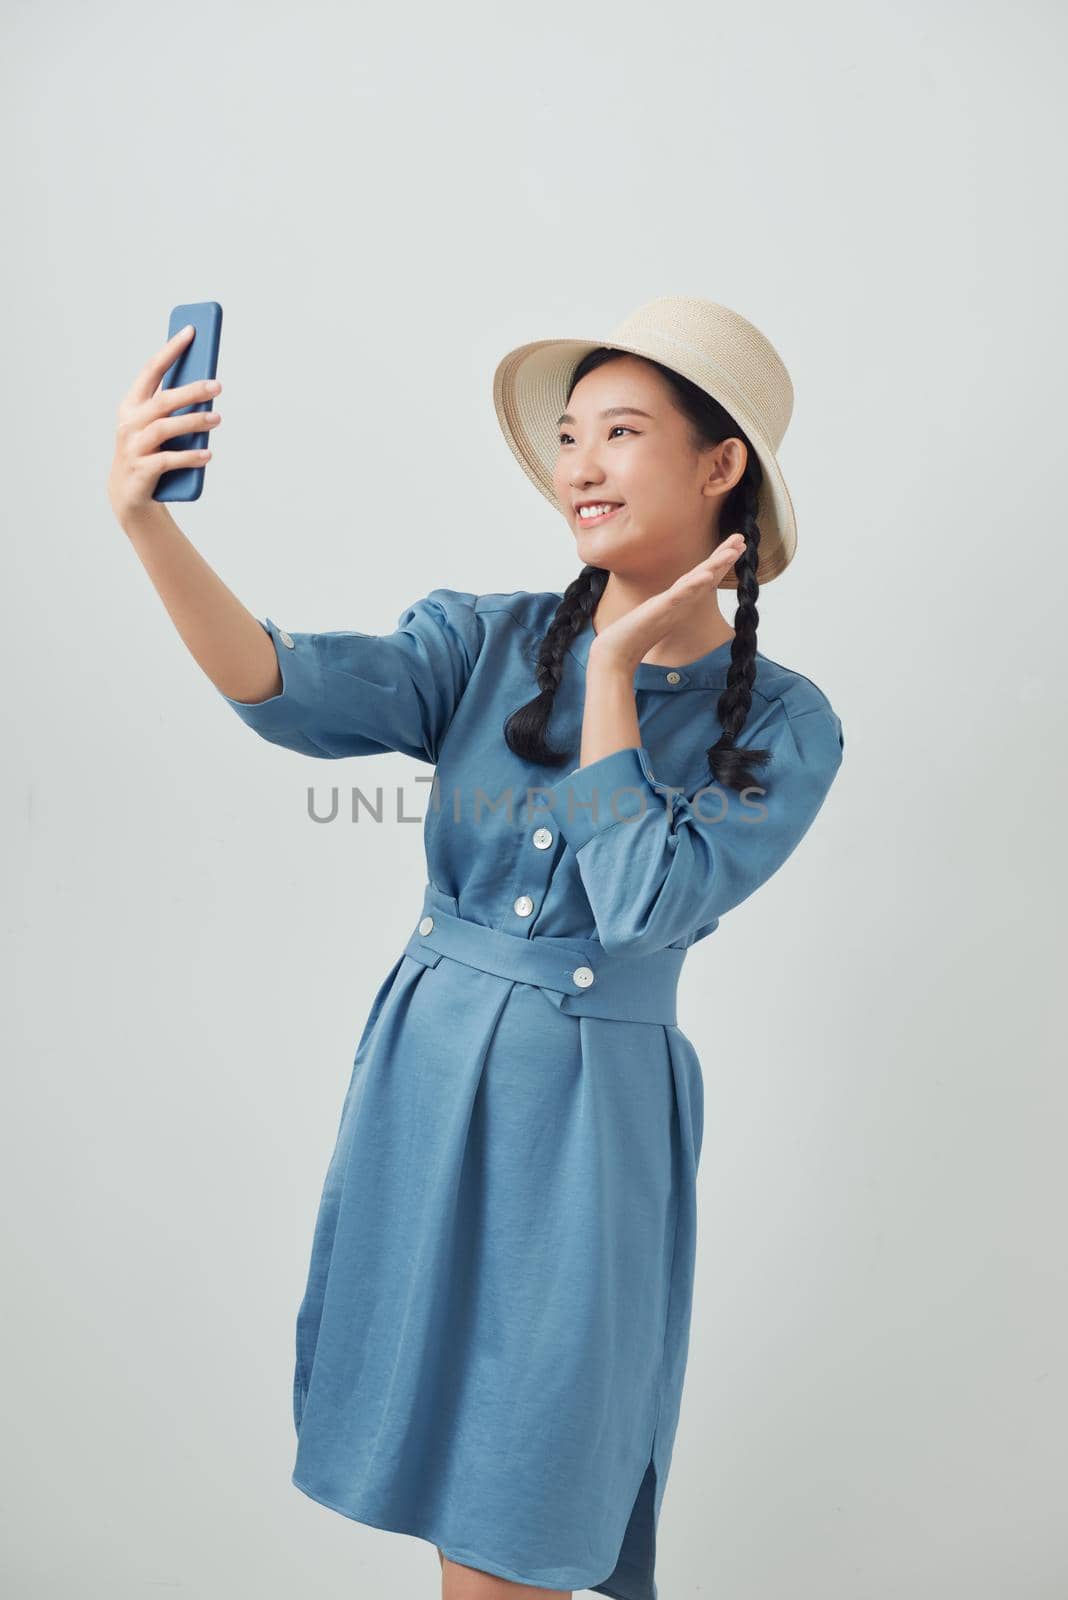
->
[549, 704, 845, 956]
[216, 587, 483, 763]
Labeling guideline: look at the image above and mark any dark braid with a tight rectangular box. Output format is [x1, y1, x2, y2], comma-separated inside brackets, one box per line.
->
[503, 348, 773, 794]
[502, 564, 609, 767]
[705, 476, 772, 793]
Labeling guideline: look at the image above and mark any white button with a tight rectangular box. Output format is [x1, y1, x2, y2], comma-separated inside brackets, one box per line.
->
[532, 827, 553, 849]
[514, 895, 533, 917]
[666, 670, 681, 684]
[572, 966, 595, 988]
[279, 629, 295, 649]
[418, 916, 434, 935]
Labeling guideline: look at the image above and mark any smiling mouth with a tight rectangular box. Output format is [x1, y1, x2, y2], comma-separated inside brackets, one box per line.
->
[575, 504, 625, 526]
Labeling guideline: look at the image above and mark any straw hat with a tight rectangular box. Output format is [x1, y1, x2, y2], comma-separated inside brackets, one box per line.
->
[492, 295, 798, 586]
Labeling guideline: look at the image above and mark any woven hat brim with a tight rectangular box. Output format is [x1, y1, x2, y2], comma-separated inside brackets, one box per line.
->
[492, 336, 797, 586]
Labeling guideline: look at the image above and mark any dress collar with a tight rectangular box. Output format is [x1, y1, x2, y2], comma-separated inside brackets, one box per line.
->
[565, 611, 745, 692]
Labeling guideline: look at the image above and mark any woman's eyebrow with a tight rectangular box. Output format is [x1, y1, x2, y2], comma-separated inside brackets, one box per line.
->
[556, 406, 656, 426]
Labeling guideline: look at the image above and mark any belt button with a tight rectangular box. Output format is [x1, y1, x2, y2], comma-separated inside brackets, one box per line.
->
[665, 670, 680, 684]
[514, 895, 534, 917]
[572, 965, 595, 988]
[532, 827, 553, 849]
[418, 916, 434, 935]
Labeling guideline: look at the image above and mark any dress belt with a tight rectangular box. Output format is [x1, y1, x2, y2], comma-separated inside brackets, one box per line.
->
[401, 884, 685, 1025]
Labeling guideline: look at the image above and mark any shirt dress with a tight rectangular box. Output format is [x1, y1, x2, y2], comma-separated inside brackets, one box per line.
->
[218, 586, 845, 1600]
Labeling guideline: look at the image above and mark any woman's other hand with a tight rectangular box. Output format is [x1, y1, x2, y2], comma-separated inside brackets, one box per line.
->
[107, 324, 223, 527]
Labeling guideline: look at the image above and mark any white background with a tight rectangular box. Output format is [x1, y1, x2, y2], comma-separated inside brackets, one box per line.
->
[3, 0, 1064, 1594]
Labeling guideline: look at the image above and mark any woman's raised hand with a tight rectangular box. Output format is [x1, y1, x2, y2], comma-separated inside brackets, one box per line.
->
[587, 534, 747, 671]
[107, 324, 224, 526]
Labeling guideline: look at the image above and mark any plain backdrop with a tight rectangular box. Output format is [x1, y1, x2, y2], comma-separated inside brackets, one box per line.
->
[3, 1, 1064, 1596]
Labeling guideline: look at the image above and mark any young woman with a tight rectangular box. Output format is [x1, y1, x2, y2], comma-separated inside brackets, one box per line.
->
[108, 296, 844, 1600]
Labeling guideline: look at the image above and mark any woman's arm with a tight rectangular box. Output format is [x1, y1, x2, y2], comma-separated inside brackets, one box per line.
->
[121, 502, 282, 704]
[108, 324, 280, 704]
[108, 328, 483, 762]
[573, 646, 644, 769]
[550, 705, 844, 956]
[571, 535, 747, 771]
[553, 540, 842, 956]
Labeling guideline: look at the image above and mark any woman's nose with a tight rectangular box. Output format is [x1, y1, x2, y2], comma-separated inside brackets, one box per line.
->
[570, 459, 605, 488]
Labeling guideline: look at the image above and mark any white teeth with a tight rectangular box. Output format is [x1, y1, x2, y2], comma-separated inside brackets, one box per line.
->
[577, 503, 621, 519]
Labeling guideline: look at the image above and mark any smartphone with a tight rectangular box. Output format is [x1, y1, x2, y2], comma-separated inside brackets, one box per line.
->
[153, 301, 224, 502]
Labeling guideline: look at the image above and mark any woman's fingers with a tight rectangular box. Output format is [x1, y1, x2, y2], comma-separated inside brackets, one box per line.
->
[675, 534, 747, 594]
[117, 355, 222, 444]
[108, 328, 223, 523]
[120, 332, 222, 427]
[125, 323, 197, 407]
[128, 445, 215, 487]
[151, 374, 223, 414]
[136, 408, 223, 447]
[707, 533, 746, 569]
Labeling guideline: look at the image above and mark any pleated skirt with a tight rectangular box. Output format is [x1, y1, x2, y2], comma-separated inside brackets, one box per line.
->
[290, 918, 704, 1600]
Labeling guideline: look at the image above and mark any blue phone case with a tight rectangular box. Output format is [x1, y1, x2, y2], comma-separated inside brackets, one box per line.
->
[153, 301, 223, 502]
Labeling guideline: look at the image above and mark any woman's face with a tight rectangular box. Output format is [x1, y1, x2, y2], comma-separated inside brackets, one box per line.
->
[551, 354, 746, 580]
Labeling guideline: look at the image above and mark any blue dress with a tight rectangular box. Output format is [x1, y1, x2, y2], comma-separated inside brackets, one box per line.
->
[218, 587, 844, 1599]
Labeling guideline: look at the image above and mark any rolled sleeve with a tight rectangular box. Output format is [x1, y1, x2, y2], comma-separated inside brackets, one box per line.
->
[551, 745, 671, 853]
[549, 709, 845, 956]
[220, 617, 330, 752]
[217, 588, 483, 763]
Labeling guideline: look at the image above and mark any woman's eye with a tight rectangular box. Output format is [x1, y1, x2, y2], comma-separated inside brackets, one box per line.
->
[558, 426, 634, 445]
